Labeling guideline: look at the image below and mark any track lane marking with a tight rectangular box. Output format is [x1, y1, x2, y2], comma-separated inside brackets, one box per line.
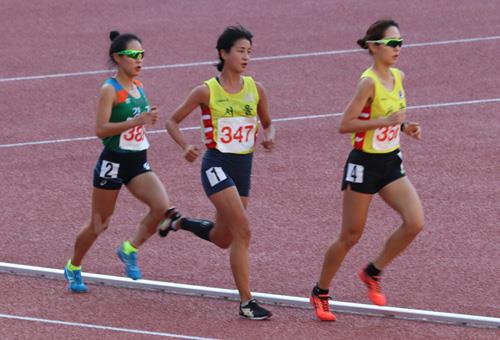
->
[0, 35, 499, 83]
[0, 313, 220, 339]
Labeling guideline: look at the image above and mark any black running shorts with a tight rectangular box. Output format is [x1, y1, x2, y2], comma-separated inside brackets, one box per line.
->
[93, 148, 151, 190]
[341, 148, 405, 194]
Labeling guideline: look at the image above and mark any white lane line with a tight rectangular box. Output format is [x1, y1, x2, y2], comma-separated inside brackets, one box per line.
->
[0, 35, 498, 83]
[0, 262, 499, 329]
[0, 313, 220, 339]
[1, 96, 499, 150]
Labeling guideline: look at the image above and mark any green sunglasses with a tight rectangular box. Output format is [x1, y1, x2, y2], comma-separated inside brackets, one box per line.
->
[117, 49, 145, 60]
[366, 38, 404, 48]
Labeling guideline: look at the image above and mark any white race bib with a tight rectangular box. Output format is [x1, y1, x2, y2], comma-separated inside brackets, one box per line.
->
[99, 160, 119, 178]
[119, 122, 149, 151]
[372, 125, 400, 151]
[205, 167, 227, 187]
[216, 117, 257, 153]
[345, 163, 364, 183]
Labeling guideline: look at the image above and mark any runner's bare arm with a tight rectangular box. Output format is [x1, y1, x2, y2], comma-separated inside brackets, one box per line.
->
[398, 72, 422, 140]
[166, 85, 209, 161]
[95, 84, 155, 138]
[339, 78, 405, 134]
[256, 82, 274, 150]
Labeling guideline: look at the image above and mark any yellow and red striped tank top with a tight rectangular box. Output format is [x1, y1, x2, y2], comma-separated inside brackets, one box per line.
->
[352, 67, 406, 154]
[202, 76, 259, 154]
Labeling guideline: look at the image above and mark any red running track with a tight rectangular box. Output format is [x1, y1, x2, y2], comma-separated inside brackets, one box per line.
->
[1, 0, 499, 339]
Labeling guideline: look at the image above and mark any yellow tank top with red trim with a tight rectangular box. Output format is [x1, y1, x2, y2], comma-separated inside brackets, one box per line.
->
[352, 67, 406, 154]
[202, 76, 260, 154]
[102, 78, 151, 152]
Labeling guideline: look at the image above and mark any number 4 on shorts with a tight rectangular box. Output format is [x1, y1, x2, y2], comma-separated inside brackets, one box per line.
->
[345, 163, 364, 183]
[206, 167, 227, 187]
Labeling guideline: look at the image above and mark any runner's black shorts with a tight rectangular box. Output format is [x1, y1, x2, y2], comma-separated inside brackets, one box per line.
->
[341, 148, 405, 194]
[93, 148, 152, 190]
[201, 148, 253, 197]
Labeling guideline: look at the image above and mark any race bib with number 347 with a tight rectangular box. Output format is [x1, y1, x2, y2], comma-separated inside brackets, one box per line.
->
[216, 117, 257, 153]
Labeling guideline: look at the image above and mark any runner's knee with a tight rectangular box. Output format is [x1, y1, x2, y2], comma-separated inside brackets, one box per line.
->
[230, 218, 251, 244]
[149, 201, 170, 222]
[92, 214, 112, 235]
[401, 209, 424, 235]
[339, 229, 363, 249]
[404, 216, 424, 236]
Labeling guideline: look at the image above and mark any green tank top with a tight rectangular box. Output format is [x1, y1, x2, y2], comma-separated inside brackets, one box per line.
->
[101, 78, 151, 152]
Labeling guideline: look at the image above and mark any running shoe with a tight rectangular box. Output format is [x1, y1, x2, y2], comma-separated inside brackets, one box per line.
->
[358, 269, 387, 306]
[158, 207, 182, 238]
[64, 266, 88, 293]
[239, 299, 272, 320]
[310, 291, 336, 321]
[116, 247, 141, 280]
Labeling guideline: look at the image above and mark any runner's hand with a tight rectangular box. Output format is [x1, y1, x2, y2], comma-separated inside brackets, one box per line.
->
[261, 125, 275, 151]
[403, 122, 422, 140]
[184, 145, 200, 162]
[138, 106, 158, 125]
[385, 110, 406, 126]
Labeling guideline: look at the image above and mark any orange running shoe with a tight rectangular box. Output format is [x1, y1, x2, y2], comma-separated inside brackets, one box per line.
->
[358, 269, 387, 306]
[310, 291, 336, 321]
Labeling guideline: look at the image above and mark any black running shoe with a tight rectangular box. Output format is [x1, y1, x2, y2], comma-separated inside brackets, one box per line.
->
[239, 299, 272, 320]
[158, 207, 182, 237]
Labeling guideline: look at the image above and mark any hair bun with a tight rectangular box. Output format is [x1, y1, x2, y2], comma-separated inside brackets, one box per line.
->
[357, 38, 367, 49]
[109, 31, 120, 41]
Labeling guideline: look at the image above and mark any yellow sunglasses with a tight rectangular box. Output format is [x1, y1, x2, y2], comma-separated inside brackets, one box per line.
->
[366, 38, 404, 48]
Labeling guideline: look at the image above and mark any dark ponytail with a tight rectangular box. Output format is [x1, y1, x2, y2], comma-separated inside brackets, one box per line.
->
[357, 19, 399, 50]
[108, 31, 142, 65]
[215, 25, 253, 72]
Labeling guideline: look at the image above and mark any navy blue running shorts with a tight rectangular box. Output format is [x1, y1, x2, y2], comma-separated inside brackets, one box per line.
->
[341, 148, 405, 194]
[201, 148, 253, 197]
[93, 148, 152, 190]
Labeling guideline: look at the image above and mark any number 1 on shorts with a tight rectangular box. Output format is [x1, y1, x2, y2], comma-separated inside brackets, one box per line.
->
[206, 167, 227, 187]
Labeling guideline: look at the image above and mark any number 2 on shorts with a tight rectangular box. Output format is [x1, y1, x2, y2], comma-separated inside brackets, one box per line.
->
[206, 167, 227, 187]
[345, 163, 364, 183]
[100, 160, 119, 179]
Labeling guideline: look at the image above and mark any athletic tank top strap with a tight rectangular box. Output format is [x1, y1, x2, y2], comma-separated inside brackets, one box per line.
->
[104, 78, 129, 104]
[133, 79, 143, 88]
[133, 79, 146, 98]
[104, 78, 145, 104]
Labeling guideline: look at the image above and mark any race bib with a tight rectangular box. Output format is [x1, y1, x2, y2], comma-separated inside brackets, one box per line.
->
[99, 160, 119, 179]
[372, 125, 400, 151]
[216, 117, 257, 153]
[345, 163, 364, 183]
[119, 120, 150, 151]
[205, 167, 227, 187]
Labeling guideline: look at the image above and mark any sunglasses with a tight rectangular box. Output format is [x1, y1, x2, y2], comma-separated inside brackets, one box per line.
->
[366, 38, 404, 48]
[117, 49, 145, 60]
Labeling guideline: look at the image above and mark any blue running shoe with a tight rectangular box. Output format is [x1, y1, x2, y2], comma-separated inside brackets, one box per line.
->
[64, 266, 88, 293]
[116, 247, 141, 280]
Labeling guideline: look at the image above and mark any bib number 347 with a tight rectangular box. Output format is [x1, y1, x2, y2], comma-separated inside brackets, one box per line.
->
[217, 117, 256, 153]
